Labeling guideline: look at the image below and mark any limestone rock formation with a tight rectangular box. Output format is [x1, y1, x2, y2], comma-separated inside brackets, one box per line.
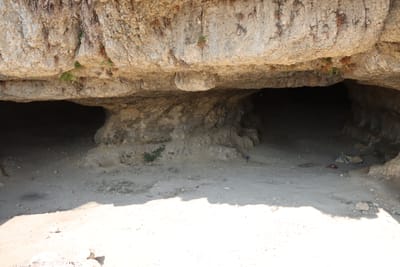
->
[0, 0, 398, 98]
[1, 0, 400, 165]
[369, 153, 400, 179]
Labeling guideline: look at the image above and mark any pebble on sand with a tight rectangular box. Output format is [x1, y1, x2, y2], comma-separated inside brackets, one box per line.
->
[355, 202, 370, 211]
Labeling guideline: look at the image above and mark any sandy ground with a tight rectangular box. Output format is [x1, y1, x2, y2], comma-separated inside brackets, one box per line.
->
[1, 92, 400, 267]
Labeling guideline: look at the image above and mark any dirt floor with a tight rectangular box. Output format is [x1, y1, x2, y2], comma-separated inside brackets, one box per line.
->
[1, 89, 400, 267]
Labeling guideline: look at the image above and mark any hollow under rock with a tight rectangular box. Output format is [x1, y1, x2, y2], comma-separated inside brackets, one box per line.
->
[1, 83, 400, 179]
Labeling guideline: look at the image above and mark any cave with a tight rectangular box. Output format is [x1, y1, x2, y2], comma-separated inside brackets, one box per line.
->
[0, 83, 399, 168]
[248, 83, 351, 140]
[1, 83, 399, 178]
[3, 1, 400, 265]
[1, 84, 400, 266]
[242, 84, 362, 168]
[0, 101, 105, 157]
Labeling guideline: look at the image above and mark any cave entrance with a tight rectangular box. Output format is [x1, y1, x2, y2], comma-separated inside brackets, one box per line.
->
[250, 83, 350, 140]
[245, 83, 369, 168]
[0, 101, 105, 157]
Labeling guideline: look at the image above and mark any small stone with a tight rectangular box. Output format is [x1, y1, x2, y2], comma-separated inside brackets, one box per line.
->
[355, 202, 370, 211]
[335, 155, 346, 163]
[87, 249, 96, 259]
[335, 153, 363, 164]
[48, 226, 61, 233]
[347, 155, 363, 164]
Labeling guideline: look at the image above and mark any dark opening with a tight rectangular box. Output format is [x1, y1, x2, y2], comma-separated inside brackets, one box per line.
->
[250, 83, 351, 139]
[0, 101, 105, 151]
[244, 83, 369, 167]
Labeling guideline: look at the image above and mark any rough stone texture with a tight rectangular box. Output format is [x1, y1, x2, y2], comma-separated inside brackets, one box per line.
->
[380, 0, 400, 43]
[347, 82, 400, 143]
[82, 90, 259, 163]
[348, 43, 400, 90]
[369, 153, 400, 179]
[0, 1, 80, 78]
[2, 0, 400, 164]
[0, 0, 398, 101]
[346, 82, 400, 178]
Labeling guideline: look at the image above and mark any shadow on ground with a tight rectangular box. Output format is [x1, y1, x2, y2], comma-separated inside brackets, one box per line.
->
[0, 87, 399, 225]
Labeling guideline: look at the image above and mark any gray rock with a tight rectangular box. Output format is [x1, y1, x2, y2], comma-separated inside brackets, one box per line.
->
[355, 202, 370, 212]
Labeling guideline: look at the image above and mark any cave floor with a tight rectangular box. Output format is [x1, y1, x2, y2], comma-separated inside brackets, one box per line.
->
[1, 93, 400, 266]
[1, 137, 399, 267]
[0, 138, 399, 266]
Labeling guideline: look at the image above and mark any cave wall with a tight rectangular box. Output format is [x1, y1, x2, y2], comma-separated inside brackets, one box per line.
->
[83, 90, 259, 163]
[2, 0, 400, 167]
[347, 82, 400, 143]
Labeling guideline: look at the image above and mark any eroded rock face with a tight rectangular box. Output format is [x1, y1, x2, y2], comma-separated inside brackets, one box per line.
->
[83, 90, 259, 163]
[2, 0, 400, 164]
[344, 82, 400, 179]
[369, 153, 400, 179]
[347, 82, 400, 143]
[0, 0, 399, 100]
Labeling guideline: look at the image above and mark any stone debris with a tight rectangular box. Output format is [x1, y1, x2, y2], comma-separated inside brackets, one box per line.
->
[27, 250, 104, 267]
[48, 226, 61, 234]
[97, 179, 153, 194]
[86, 249, 105, 266]
[355, 202, 370, 211]
[369, 153, 400, 179]
[336, 153, 363, 164]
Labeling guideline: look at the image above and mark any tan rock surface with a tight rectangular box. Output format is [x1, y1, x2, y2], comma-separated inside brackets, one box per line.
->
[0, 0, 398, 101]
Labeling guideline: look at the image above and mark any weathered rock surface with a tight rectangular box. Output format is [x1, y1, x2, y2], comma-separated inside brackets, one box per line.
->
[347, 82, 400, 143]
[84, 90, 259, 163]
[369, 153, 400, 179]
[0, 0, 399, 101]
[2, 0, 400, 164]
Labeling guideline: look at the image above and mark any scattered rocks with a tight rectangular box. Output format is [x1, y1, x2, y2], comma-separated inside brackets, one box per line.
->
[355, 202, 370, 211]
[97, 180, 153, 194]
[48, 226, 61, 234]
[27, 251, 103, 267]
[369, 153, 400, 179]
[86, 249, 105, 266]
[336, 153, 363, 164]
